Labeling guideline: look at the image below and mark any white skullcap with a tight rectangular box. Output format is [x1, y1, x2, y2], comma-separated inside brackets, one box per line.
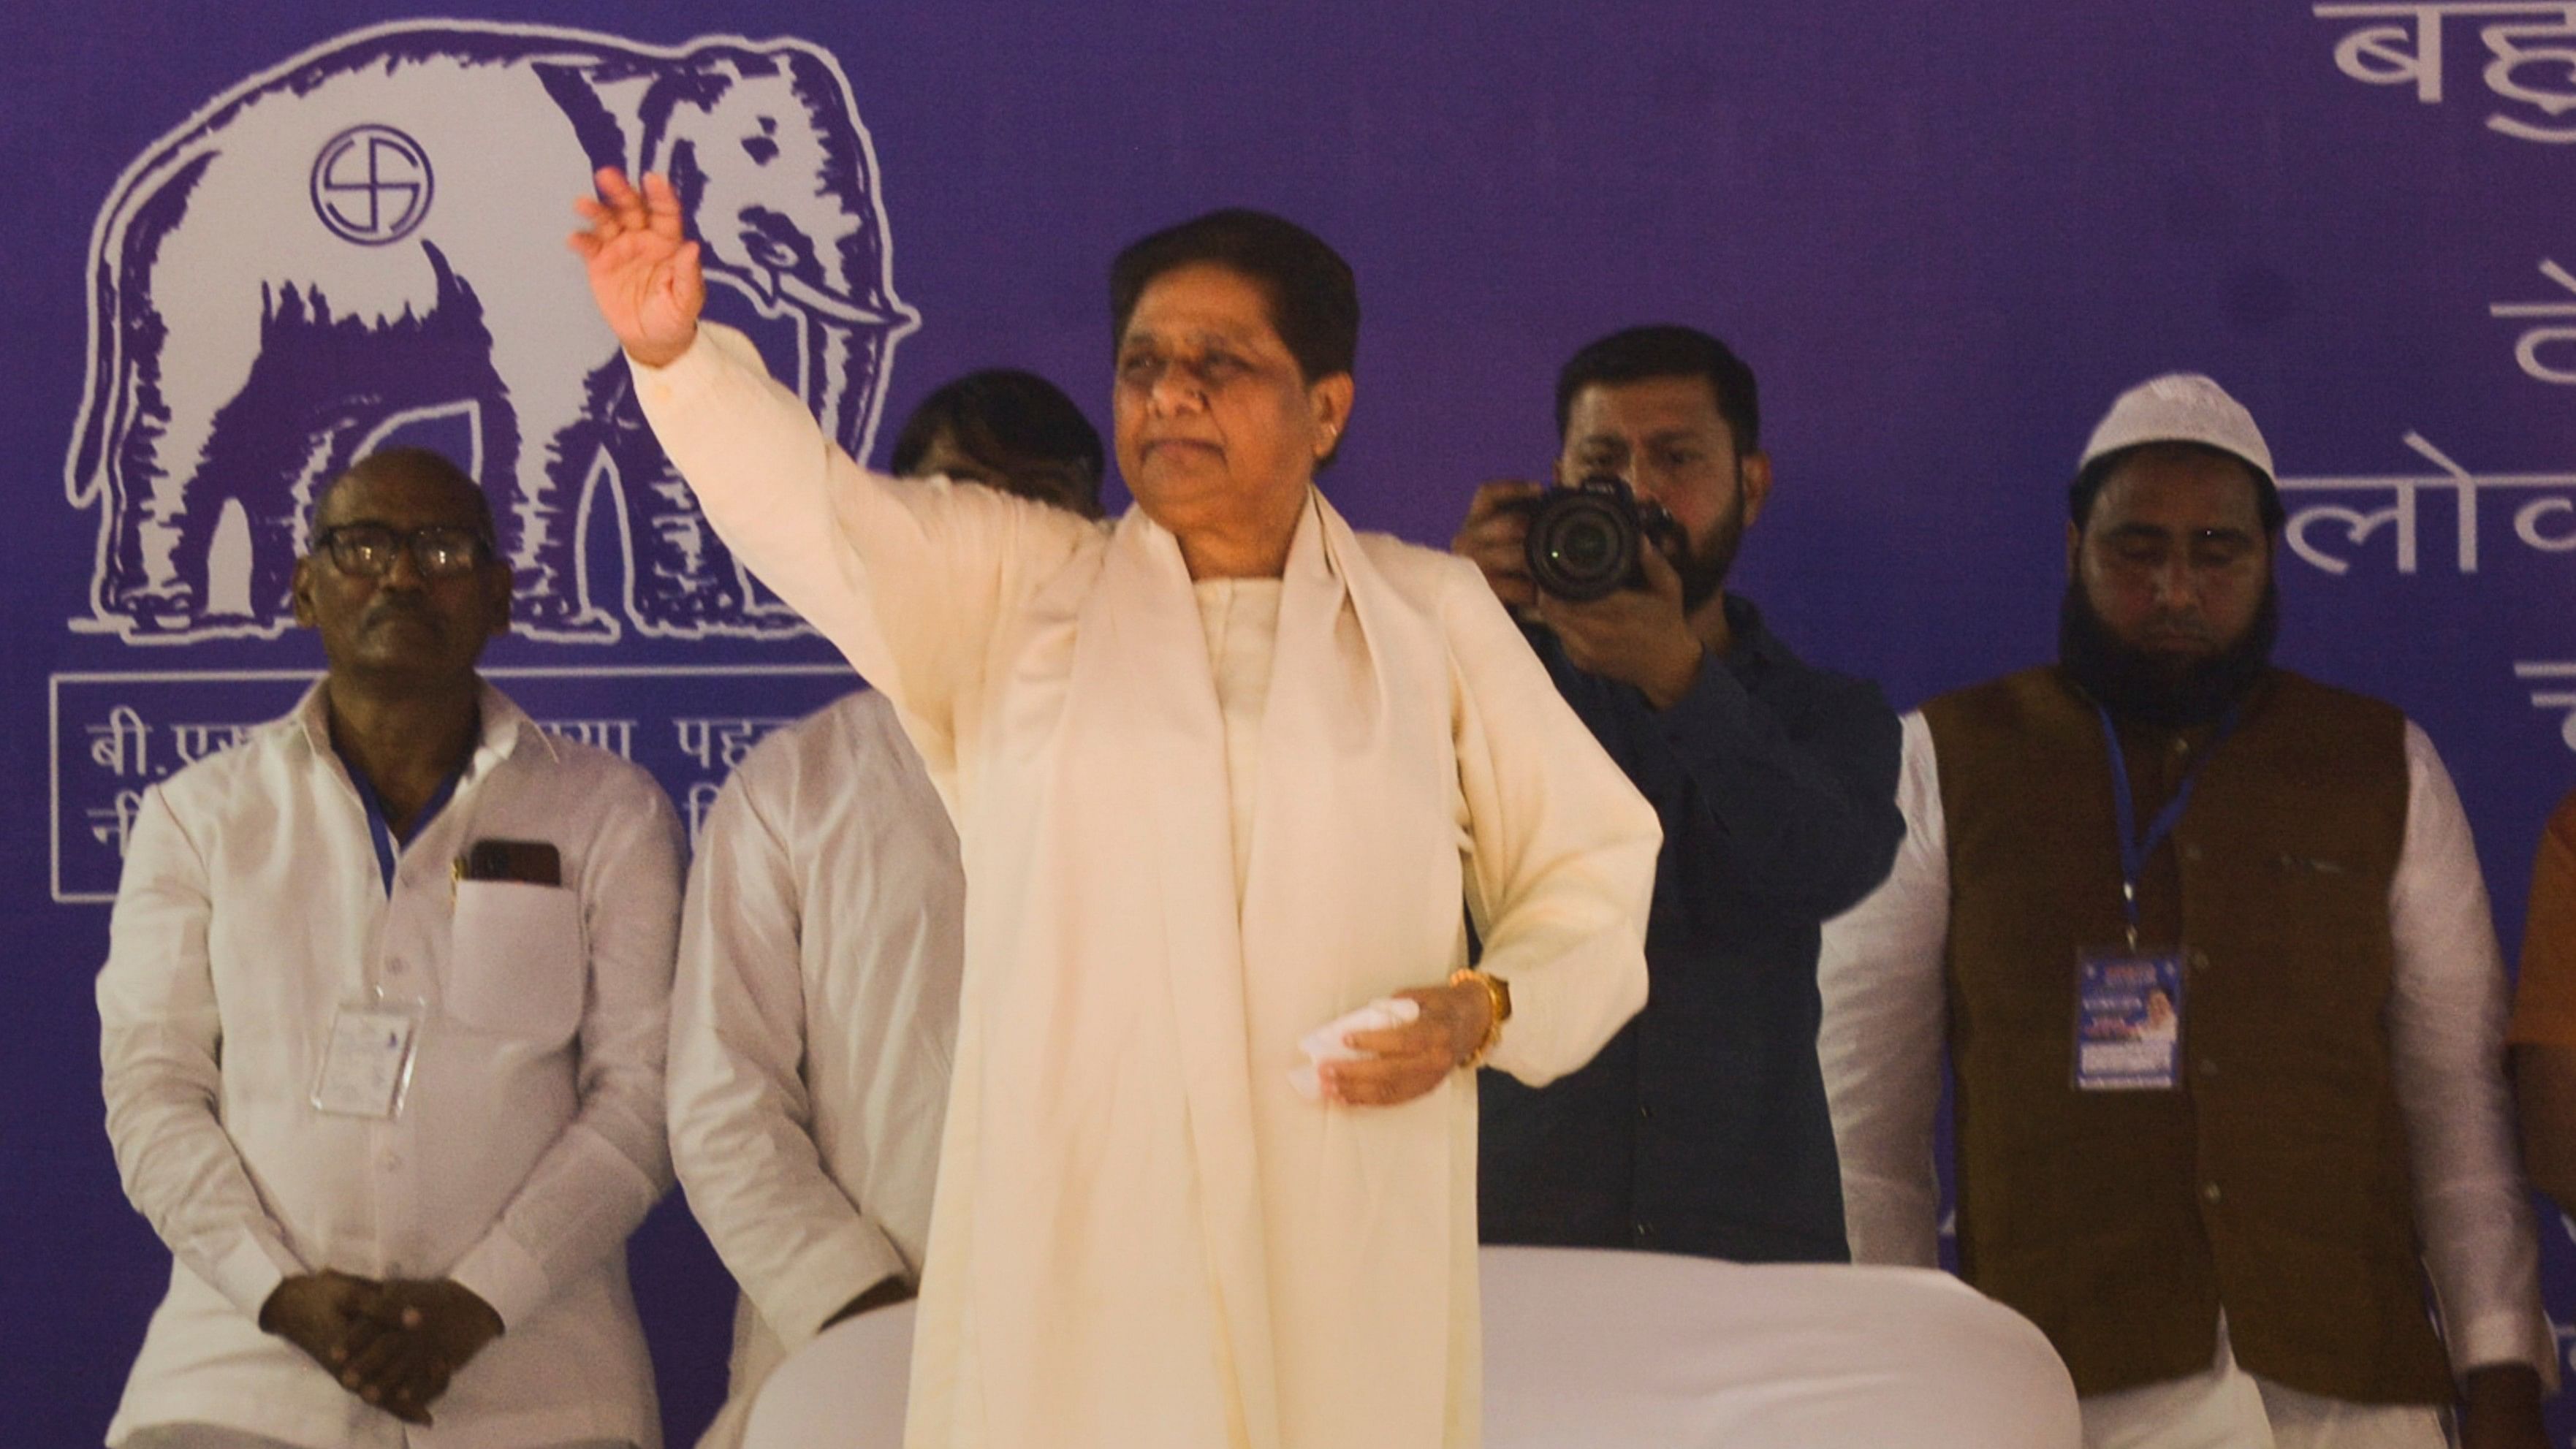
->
[2078, 373, 2274, 481]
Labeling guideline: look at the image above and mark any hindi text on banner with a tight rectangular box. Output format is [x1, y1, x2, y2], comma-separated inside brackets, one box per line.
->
[2316, 3, 2576, 142]
[2494, 259, 2576, 384]
[2281, 433, 2576, 575]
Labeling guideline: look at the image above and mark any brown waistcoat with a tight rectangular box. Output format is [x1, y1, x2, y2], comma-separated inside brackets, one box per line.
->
[1922, 666, 2447, 1402]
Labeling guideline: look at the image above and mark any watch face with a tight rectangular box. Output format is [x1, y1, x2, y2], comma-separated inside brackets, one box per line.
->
[1458, 969, 1511, 1022]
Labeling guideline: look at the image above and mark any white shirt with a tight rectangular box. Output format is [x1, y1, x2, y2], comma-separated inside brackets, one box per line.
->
[98, 682, 683, 1449]
[668, 690, 960, 1446]
[1818, 710, 2550, 1388]
[1194, 577, 1283, 900]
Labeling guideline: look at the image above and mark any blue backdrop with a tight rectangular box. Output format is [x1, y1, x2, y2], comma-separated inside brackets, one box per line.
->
[4, 2, 2571, 1443]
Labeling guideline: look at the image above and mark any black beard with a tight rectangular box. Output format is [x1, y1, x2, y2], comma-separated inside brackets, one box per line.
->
[2057, 578, 2278, 727]
[1672, 494, 1745, 614]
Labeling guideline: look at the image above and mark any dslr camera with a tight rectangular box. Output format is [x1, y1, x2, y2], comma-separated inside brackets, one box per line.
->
[1516, 474, 1687, 602]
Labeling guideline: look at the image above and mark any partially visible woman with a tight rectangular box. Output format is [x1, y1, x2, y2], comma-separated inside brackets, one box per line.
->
[574, 169, 1658, 1448]
[887, 368, 1107, 520]
[2509, 788, 2576, 1215]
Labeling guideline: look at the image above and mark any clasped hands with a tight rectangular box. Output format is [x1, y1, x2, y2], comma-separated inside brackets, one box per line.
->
[260, 1270, 502, 1426]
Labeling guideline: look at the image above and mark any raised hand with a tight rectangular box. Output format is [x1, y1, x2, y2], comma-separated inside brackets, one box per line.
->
[569, 167, 704, 368]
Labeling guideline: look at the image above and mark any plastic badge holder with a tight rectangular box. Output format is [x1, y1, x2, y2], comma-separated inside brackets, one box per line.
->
[311, 988, 425, 1119]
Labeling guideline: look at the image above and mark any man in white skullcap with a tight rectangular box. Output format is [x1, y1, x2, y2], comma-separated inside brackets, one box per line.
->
[1819, 376, 2553, 1448]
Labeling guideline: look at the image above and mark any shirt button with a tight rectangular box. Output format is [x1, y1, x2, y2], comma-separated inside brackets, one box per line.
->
[2179, 843, 2203, 863]
[381, 1153, 403, 1173]
[386, 958, 409, 976]
[2196, 1058, 2219, 1079]
[2200, 1182, 2222, 1203]
[1633, 1222, 1654, 1241]
[2170, 737, 2191, 756]
[1637, 1105, 1652, 1122]
[2189, 948, 2211, 971]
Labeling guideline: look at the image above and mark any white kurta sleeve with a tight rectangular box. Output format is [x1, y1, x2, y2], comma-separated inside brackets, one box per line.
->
[96, 786, 308, 1322]
[1443, 563, 1660, 1084]
[448, 782, 683, 1328]
[1818, 711, 1951, 1270]
[669, 765, 911, 1348]
[628, 324, 1094, 763]
[2385, 722, 2553, 1380]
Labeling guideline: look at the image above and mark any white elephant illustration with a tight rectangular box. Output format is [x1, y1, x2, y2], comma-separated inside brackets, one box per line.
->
[67, 20, 916, 642]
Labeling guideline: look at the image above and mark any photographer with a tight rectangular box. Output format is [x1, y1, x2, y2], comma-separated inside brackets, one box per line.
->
[1454, 325, 1902, 1263]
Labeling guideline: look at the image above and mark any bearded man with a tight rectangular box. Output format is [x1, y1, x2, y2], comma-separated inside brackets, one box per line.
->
[1819, 375, 2551, 1448]
[1454, 324, 1904, 1264]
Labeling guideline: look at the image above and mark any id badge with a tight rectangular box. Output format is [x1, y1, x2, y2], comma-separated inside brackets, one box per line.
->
[311, 996, 422, 1119]
[2072, 947, 2185, 1091]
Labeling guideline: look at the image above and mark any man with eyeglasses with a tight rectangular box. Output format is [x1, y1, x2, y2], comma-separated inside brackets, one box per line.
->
[98, 447, 683, 1448]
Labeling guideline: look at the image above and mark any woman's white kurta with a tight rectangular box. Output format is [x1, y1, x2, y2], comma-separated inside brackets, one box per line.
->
[635, 325, 1660, 1449]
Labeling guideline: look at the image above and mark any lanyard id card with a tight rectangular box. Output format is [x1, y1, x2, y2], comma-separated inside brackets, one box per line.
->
[2071, 704, 2228, 1091]
[311, 989, 423, 1119]
[2074, 947, 2185, 1090]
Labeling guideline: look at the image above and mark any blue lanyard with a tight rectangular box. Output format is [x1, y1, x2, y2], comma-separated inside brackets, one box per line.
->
[2095, 704, 2238, 948]
[349, 754, 469, 896]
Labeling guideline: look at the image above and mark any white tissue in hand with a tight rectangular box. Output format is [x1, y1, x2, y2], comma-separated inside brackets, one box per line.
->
[1300, 997, 1420, 1062]
[1286, 996, 1421, 1101]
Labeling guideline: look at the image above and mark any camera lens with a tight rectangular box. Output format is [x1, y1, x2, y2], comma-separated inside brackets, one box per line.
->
[1550, 514, 1619, 574]
[1524, 487, 1640, 602]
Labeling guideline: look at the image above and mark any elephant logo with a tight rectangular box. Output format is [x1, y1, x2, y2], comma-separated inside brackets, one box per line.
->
[67, 20, 918, 643]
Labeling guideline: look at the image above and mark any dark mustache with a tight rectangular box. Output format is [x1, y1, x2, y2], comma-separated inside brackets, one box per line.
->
[2137, 615, 2213, 638]
[362, 596, 440, 629]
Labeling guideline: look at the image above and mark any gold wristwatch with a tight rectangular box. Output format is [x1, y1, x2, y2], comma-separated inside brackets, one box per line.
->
[1449, 967, 1511, 1068]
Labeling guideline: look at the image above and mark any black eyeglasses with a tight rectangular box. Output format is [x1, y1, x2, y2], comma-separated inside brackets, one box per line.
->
[311, 523, 494, 579]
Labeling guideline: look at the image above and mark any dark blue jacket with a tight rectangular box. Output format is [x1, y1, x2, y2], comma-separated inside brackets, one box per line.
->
[1479, 596, 1903, 1263]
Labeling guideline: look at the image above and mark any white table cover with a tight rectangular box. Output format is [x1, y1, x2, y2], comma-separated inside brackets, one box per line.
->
[1478, 1245, 2078, 1448]
[742, 1246, 2081, 1448]
[740, 1293, 916, 1449]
